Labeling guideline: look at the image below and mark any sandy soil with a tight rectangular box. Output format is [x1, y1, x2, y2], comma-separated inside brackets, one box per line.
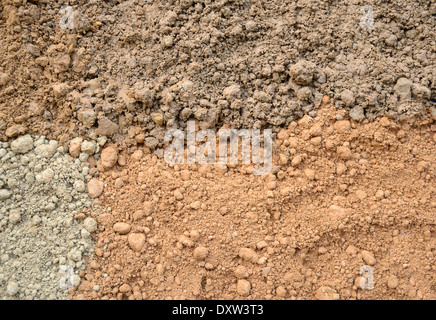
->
[71, 102, 435, 300]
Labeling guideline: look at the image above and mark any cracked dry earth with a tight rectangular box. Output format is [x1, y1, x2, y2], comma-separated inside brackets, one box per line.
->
[71, 104, 436, 300]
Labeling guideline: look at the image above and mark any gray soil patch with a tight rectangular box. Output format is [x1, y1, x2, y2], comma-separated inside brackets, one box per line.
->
[0, 136, 96, 300]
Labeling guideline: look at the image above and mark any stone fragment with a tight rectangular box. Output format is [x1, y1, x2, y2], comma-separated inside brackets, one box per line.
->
[96, 117, 119, 137]
[101, 146, 118, 170]
[69, 138, 83, 158]
[193, 246, 209, 261]
[337, 146, 352, 160]
[84, 217, 97, 233]
[5, 125, 26, 138]
[0, 73, 10, 86]
[78, 109, 97, 128]
[11, 135, 34, 154]
[349, 106, 365, 121]
[234, 266, 248, 279]
[341, 89, 355, 107]
[128, 233, 146, 252]
[0, 189, 12, 201]
[236, 279, 251, 296]
[151, 112, 164, 126]
[394, 78, 412, 101]
[411, 83, 431, 100]
[239, 248, 258, 264]
[113, 222, 131, 235]
[387, 275, 399, 289]
[361, 250, 376, 266]
[87, 179, 104, 199]
[81, 140, 95, 155]
[289, 60, 316, 85]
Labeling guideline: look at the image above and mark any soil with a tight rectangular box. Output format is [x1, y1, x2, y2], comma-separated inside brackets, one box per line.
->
[0, 0, 435, 301]
[72, 102, 436, 300]
[1, 1, 435, 149]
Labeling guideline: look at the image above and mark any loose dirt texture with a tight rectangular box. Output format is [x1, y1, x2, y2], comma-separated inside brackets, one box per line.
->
[72, 104, 435, 300]
[0, 136, 96, 300]
[0, 1, 435, 150]
[1, 0, 435, 301]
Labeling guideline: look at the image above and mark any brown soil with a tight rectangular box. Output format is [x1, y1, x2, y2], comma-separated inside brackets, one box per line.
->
[1, 0, 435, 301]
[72, 102, 436, 300]
[1, 1, 435, 147]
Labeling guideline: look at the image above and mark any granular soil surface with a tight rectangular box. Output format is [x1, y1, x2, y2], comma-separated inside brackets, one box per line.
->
[0, 0, 435, 301]
[72, 103, 436, 300]
[1, 1, 435, 148]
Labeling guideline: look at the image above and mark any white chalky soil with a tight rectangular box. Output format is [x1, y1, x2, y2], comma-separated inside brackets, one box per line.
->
[0, 136, 96, 300]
